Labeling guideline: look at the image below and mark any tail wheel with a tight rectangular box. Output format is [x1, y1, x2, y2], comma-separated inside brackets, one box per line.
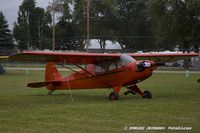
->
[109, 92, 119, 101]
[142, 90, 152, 99]
[48, 89, 55, 95]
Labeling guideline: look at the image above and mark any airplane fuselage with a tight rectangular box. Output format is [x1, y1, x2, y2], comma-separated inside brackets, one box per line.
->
[47, 60, 156, 90]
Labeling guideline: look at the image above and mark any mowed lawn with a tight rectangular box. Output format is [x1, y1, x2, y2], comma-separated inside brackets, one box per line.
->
[0, 69, 199, 133]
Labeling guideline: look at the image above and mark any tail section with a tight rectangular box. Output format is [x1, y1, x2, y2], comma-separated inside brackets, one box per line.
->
[27, 62, 62, 89]
[27, 81, 62, 88]
[45, 62, 62, 82]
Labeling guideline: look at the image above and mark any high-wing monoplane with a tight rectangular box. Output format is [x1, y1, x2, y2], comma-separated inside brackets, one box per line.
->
[10, 51, 199, 100]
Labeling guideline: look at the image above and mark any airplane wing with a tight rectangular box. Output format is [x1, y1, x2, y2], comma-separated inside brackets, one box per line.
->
[130, 53, 199, 63]
[9, 51, 120, 64]
[9, 51, 199, 64]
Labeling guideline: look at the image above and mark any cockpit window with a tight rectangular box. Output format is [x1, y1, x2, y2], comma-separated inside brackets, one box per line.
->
[95, 59, 123, 75]
[94, 54, 135, 75]
[120, 54, 135, 66]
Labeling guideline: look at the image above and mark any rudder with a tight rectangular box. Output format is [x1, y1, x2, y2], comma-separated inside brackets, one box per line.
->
[45, 62, 62, 82]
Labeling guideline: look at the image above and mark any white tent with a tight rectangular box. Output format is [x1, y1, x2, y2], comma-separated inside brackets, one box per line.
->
[85, 39, 122, 49]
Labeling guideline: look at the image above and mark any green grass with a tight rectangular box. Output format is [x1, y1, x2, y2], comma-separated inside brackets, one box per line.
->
[0, 70, 199, 133]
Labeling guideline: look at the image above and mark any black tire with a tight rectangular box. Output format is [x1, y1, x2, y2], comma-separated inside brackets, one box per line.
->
[142, 90, 152, 99]
[109, 92, 119, 100]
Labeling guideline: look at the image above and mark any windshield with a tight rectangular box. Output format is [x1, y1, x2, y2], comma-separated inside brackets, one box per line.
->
[120, 54, 135, 66]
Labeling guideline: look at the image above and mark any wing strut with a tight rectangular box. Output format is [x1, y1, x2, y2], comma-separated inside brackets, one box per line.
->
[64, 60, 74, 102]
[58, 64, 88, 78]
[63, 58, 113, 88]
[73, 63, 113, 88]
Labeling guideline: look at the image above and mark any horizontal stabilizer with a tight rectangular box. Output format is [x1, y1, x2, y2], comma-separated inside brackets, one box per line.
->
[27, 80, 62, 88]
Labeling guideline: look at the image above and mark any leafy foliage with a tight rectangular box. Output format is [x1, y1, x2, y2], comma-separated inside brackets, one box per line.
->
[13, 0, 52, 50]
[12, 0, 200, 52]
[0, 12, 14, 49]
[148, 0, 200, 52]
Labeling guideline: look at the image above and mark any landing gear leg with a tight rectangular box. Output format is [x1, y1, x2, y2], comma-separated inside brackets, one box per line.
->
[125, 85, 152, 99]
[109, 86, 121, 101]
[109, 92, 119, 100]
[48, 89, 55, 95]
[124, 89, 136, 95]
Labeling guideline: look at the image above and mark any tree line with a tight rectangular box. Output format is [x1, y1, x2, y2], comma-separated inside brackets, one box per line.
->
[0, 0, 200, 53]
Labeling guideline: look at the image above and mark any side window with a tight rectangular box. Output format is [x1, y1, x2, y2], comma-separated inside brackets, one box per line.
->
[95, 61, 111, 74]
[117, 61, 123, 68]
[95, 59, 122, 74]
[109, 60, 123, 70]
[109, 63, 116, 70]
[95, 65, 106, 74]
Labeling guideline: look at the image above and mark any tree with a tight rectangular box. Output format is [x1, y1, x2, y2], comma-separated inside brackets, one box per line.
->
[13, 0, 52, 50]
[72, 0, 119, 51]
[90, 0, 117, 51]
[114, 0, 154, 51]
[50, 0, 155, 52]
[13, 0, 35, 50]
[51, 0, 80, 50]
[73, 0, 89, 50]
[148, 0, 200, 52]
[0, 11, 14, 49]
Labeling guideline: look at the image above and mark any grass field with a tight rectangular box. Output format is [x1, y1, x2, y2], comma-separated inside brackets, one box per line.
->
[0, 69, 199, 133]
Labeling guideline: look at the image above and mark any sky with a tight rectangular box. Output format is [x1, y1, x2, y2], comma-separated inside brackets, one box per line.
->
[0, 0, 51, 29]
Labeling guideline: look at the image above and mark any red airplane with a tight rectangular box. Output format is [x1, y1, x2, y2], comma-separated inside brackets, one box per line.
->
[10, 51, 199, 100]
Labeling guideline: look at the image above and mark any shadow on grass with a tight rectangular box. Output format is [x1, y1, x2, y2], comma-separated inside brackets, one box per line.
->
[29, 92, 157, 103]
[26, 92, 108, 103]
[3, 87, 195, 110]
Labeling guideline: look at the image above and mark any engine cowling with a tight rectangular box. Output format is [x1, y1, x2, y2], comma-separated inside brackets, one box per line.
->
[137, 60, 156, 72]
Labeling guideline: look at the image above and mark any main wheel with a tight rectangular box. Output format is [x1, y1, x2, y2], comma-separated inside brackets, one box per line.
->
[142, 90, 152, 99]
[109, 92, 119, 100]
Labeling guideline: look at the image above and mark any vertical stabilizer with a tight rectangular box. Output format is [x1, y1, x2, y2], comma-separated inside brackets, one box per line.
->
[45, 62, 62, 81]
